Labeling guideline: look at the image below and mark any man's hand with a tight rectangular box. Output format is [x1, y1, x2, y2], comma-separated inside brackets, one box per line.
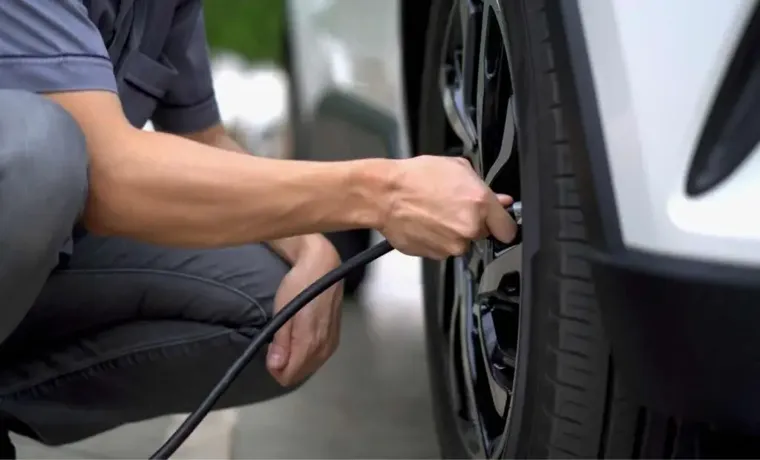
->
[266, 236, 344, 387]
[380, 155, 518, 259]
[179, 124, 345, 387]
[185, 126, 346, 387]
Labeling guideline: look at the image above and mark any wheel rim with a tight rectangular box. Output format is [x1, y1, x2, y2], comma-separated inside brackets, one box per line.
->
[436, 0, 522, 458]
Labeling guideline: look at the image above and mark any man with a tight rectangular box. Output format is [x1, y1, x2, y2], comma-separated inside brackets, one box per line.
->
[0, 0, 516, 456]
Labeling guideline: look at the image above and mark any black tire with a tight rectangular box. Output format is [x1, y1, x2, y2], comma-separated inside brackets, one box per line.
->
[414, 0, 683, 457]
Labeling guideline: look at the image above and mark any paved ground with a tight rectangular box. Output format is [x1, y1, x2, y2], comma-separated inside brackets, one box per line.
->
[12, 237, 440, 459]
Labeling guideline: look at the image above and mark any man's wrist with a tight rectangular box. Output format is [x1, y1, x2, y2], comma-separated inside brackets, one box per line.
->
[344, 158, 399, 231]
[293, 235, 341, 273]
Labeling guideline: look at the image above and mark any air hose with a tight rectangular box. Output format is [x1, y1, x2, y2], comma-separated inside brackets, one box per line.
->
[149, 202, 518, 458]
[150, 239, 395, 459]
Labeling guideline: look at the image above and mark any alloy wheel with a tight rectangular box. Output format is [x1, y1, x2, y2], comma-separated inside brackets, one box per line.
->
[435, 0, 522, 458]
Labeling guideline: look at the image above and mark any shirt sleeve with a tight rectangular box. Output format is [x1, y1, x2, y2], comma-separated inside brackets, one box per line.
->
[151, 0, 221, 134]
[0, 0, 117, 94]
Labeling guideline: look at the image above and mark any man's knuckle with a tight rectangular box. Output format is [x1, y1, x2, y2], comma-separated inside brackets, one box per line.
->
[448, 241, 468, 256]
[462, 223, 480, 239]
[473, 190, 490, 207]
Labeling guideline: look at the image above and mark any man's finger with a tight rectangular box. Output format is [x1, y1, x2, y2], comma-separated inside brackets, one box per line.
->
[486, 196, 517, 243]
[277, 339, 313, 386]
[267, 317, 292, 372]
[496, 194, 514, 207]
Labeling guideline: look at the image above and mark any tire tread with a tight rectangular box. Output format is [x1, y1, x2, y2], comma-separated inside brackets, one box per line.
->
[521, 1, 630, 458]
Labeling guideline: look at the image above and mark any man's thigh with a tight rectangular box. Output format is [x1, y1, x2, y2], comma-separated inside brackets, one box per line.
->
[0, 234, 292, 446]
[5, 234, 291, 350]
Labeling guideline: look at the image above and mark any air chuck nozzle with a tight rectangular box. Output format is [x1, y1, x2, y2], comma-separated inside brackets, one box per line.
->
[507, 201, 522, 225]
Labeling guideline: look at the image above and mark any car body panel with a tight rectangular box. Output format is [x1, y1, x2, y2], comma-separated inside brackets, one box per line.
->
[286, 0, 411, 161]
[576, 0, 760, 267]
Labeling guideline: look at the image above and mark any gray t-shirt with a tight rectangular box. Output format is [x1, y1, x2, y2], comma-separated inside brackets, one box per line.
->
[0, 0, 220, 133]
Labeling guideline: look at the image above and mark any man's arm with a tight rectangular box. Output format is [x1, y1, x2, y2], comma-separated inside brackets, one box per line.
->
[180, 124, 332, 262]
[51, 90, 394, 248]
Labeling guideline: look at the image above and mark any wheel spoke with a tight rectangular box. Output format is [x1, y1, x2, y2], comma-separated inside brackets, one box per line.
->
[439, 0, 483, 150]
[476, 244, 522, 418]
[451, 259, 490, 455]
[457, 244, 523, 455]
[484, 97, 515, 186]
[447, 284, 472, 428]
[440, 67, 477, 150]
[473, 0, 516, 188]
[466, 240, 484, 277]
[448, 273, 462, 392]
[478, 243, 522, 298]
[454, 259, 477, 384]
[456, 0, 482, 110]
[473, 6, 491, 177]
[448, 260, 479, 432]
[476, 310, 510, 416]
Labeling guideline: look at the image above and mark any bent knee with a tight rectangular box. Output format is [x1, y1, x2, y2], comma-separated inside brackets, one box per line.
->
[0, 90, 89, 213]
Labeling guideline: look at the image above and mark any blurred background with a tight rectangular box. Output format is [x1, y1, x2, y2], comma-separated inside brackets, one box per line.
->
[12, 1, 437, 458]
[204, 0, 285, 64]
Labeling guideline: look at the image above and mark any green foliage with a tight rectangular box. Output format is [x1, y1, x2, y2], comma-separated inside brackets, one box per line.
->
[203, 0, 285, 63]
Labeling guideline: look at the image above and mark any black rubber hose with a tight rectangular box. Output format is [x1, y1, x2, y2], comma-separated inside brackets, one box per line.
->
[150, 239, 395, 459]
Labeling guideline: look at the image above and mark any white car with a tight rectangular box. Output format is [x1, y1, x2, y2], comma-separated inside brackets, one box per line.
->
[285, 0, 760, 457]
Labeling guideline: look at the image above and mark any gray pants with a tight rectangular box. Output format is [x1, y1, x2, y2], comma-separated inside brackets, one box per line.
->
[0, 90, 295, 453]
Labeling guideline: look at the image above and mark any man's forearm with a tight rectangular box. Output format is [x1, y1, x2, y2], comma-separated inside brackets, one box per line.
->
[185, 124, 332, 264]
[83, 127, 395, 248]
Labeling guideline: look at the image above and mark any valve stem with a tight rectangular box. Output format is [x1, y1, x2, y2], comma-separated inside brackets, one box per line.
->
[507, 201, 522, 225]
